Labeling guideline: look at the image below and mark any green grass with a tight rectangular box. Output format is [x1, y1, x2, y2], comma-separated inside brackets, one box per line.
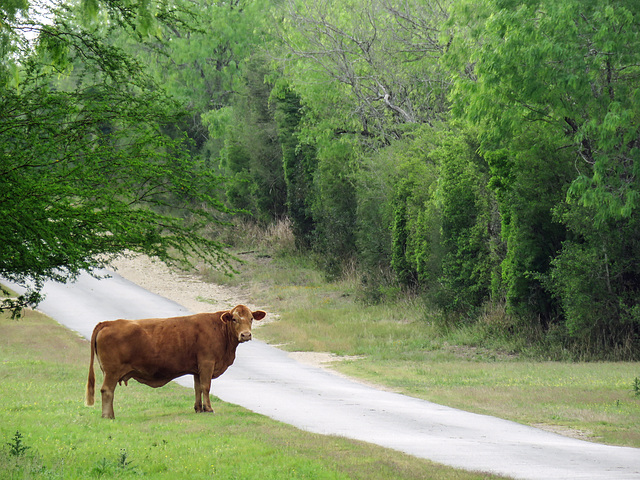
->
[0, 309, 506, 480]
[199, 250, 640, 449]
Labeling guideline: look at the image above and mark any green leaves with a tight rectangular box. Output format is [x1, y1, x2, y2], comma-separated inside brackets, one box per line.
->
[455, 0, 640, 223]
[1, 74, 226, 282]
[0, 0, 232, 312]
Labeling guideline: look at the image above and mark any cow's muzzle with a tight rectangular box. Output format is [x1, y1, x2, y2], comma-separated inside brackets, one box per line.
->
[239, 331, 252, 342]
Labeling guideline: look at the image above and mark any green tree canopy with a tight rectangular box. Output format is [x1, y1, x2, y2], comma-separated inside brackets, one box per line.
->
[1, 0, 230, 315]
[451, 0, 640, 223]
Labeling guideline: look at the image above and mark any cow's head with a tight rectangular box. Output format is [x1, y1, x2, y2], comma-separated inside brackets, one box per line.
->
[221, 305, 266, 343]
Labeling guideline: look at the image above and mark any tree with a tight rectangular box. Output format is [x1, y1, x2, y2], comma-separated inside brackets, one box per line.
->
[550, 208, 640, 356]
[272, 0, 455, 275]
[384, 124, 499, 312]
[450, 0, 640, 349]
[387, 127, 442, 289]
[210, 56, 287, 222]
[453, 0, 640, 223]
[437, 126, 498, 312]
[118, 0, 288, 223]
[0, 0, 230, 316]
[278, 0, 451, 142]
[273, 83, 317, 247]
[310, 134, 358, 276]
[130, 0, 263, 158]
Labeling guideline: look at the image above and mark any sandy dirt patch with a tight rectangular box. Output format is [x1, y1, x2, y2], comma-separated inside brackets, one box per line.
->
[288, 351, 363, 366]
[110, 254, 250, 314]
[531, 424, 594, 442]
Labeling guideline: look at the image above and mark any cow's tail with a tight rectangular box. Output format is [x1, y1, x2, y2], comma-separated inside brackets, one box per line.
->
[86, 322, 104, 407]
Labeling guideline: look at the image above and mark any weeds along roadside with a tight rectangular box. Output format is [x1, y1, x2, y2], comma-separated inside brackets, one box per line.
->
[199, 218, 640, 448]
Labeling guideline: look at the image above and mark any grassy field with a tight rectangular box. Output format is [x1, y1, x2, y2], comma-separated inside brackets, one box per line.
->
[201, 249, 640, 449]
[0, 308, 507, 479]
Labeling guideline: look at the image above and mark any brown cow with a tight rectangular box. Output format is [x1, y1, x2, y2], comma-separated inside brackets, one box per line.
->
[85, 305, 266, 418]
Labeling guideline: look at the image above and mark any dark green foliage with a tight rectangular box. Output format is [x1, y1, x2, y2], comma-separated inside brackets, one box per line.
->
[484, 133, 573, 327]
[6, 431, 30, 457]
[391, 184, 417, 288]
[549, 207, 640, 356]
[386, 132, 441, 290]
[5, 0, 640, 357]
[119, 0, 284, 223]
[354, 149, 396, 283]
[273, 85, 317, 248]
[242, 60, 288, 221]
[386, 125, 498, 313]
[207, 57, 288, 222]
[310, 139, 358, 276]
[449, 0, 640, 352]
[221, 57, 287, 222]
[438, 129, 498, 312]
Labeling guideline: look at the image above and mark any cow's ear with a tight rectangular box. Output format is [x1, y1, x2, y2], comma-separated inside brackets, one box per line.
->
[252, 310, 266, 321]
[221, 312, 233, 324]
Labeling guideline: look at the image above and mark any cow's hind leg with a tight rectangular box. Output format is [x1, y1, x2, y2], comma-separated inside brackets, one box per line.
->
[100, 374, 118, 419]
[194, 374, 203, 413]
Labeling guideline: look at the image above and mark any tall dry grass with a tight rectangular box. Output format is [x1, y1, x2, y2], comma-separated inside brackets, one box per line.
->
[215, 217, 296, 254]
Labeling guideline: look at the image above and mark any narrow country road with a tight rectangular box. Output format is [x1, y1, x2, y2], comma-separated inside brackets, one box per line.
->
[6, 271, 640, 480]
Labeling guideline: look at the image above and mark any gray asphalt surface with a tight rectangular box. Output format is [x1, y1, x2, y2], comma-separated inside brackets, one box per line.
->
[6, 271, 640, 480]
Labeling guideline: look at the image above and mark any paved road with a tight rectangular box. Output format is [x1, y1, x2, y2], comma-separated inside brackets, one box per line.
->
[6, 271, 640, 480]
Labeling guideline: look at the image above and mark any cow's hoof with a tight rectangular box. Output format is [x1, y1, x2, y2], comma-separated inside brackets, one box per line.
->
[195, 406, 214, 413]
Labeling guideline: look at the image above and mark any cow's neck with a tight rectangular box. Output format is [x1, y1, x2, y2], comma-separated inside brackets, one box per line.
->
[223, 324, 240, 360]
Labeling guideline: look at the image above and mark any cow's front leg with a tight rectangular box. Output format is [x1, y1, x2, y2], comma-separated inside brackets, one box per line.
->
[201, 378, 214, 413]
[197, 363, 215, 413]
[194, 375, 203, 413]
